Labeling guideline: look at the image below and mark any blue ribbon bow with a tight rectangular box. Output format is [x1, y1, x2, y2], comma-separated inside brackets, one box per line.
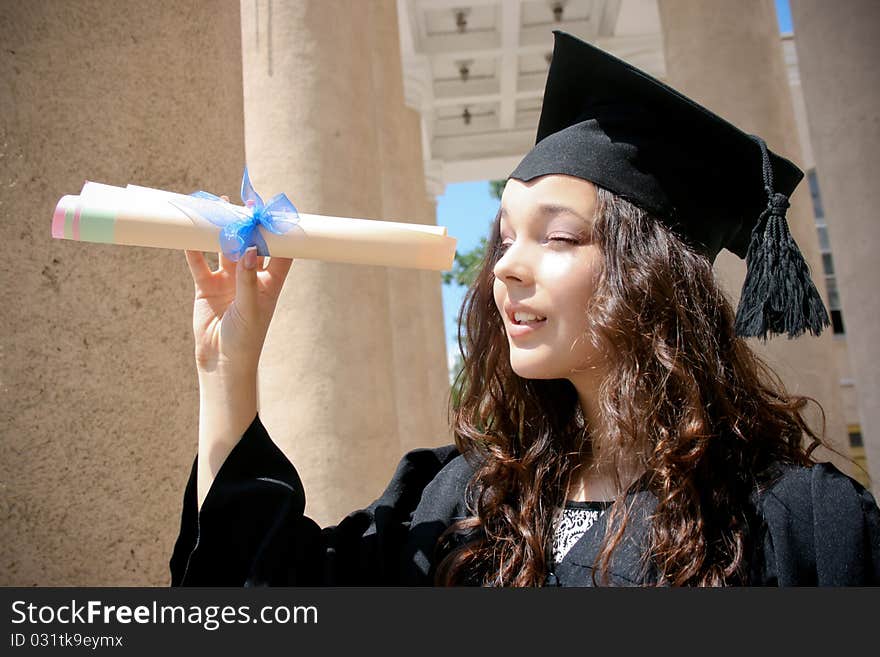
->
[185, 167, 300, 262]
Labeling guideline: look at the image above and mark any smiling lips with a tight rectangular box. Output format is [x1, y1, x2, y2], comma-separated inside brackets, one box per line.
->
[506, 313, 547, 338]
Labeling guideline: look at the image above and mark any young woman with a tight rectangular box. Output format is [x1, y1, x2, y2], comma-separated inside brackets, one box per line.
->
[170, 32, 879, 586]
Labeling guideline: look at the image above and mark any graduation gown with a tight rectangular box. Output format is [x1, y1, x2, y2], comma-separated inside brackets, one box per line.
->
[170, 414, 880, 586]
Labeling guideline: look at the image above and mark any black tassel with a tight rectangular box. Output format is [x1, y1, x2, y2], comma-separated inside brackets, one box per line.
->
[734, 137, 830, 340]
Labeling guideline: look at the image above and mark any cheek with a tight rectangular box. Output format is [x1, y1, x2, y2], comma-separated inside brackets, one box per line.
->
[492, 279, 506, 324]
[547, 265, 595, 327]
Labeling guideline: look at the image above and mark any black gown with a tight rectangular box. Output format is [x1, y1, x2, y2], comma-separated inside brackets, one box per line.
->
[170, 414, 880, 586]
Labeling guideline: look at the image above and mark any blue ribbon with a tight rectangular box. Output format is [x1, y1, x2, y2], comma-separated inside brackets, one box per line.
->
[185, 167, 300, 262]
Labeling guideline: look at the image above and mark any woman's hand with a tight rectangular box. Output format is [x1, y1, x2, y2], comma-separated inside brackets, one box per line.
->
[183, 197, 294, 375]
[184, 197, 294, 509]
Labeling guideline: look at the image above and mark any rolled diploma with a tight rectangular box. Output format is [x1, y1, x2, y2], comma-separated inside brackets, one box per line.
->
[52, 182, 457, 271]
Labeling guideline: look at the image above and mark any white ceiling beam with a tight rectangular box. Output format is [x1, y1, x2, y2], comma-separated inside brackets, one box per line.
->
[594, 32, 664, 56]
[433, 92, 502, 108]
[444, 155, 525, 184]
[598, 0, 622, 36]
[432, 128, 535, 160]
[431, 78, 544, 107]
[514, 108, 541, 130]
[421, 29, 502, 55]
[520, 20, 593, 47]
[435, 113, 500, 136]
[397, 0, 417, 56]
[423, 42, 541, 62]
[415, 0, 429, 53]
[517, 71, 546, 94]
[415, 0, 500, 10]
[400, 0, 667, 185]
[434, 77, 500, 102]
[498, 1, 521, 131]
[594, 33, 666, 77]
[419, 19, 653, 60]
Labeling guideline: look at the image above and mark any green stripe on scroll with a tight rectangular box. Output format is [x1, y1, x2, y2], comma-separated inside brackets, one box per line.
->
[64, 205, 76, 240]
[79, 206, 117, 244]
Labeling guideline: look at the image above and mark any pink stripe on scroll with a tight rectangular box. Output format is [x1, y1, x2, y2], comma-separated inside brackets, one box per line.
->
[51, 196, 74, 239]
[72, 204, 82, 240]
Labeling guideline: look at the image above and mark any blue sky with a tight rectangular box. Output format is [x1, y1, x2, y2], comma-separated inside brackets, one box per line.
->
[436, 181, 500, 368]
[775, 0, 792, 33]
[438, 0, 792, 370]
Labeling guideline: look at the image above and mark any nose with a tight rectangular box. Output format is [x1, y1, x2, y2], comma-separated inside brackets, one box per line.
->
[493, 239, 534, 285]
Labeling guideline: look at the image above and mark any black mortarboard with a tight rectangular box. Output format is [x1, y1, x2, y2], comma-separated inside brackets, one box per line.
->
[509, 31, 828, 340]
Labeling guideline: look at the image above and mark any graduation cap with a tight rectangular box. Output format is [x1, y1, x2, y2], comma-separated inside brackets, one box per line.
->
[509, 31, 829, 340]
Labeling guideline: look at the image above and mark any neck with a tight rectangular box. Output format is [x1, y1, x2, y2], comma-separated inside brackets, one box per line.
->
[565, 460, 645, 502]
[567, 368, 644, 502]
[569, 366, 605, 450]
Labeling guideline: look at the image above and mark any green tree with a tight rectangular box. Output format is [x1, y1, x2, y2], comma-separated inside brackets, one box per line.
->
[443, 242, 484, 409]
[448, 351, 465, 410]
[489, 179, 505, 200]
[442, 179, 504, 287]
[444, 179, 504, 409]
[441, 235, 489, 287]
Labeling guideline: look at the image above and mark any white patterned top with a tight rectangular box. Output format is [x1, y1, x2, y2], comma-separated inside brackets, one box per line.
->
[551, 501, 611, 567]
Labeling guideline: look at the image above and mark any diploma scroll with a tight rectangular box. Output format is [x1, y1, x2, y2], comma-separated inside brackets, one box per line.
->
[51, 180, 457, 271]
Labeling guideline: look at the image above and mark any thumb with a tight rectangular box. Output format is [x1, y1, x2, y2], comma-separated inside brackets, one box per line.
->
[235, 246, 260, 319]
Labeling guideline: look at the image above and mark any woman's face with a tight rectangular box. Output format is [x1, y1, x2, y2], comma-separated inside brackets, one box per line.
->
[492, 174, 604, 382]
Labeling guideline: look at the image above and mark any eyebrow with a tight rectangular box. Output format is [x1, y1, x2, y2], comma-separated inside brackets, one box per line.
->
[499, 203, 590, 226]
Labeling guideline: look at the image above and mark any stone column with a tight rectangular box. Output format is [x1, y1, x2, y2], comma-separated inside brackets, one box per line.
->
[420, 199, 454, 447]
[789, 0, 880, 496]
[241, 0, 405, 527]
[657, 0, 849, 467]
[421, 173, 454, 447]
[368, 0, 452, 454]
[0, 1, 245, 584]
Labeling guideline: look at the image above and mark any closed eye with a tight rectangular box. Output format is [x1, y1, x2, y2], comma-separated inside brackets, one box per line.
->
[496, 236, 580, 255]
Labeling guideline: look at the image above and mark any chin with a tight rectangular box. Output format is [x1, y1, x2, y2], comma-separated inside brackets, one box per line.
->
[508, 354, 559, 380]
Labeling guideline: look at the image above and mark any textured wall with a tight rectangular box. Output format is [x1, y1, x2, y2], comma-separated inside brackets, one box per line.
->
[657, 0, 849, 466]
[790, 0, 880, 496]
[0, 1, 245, 585]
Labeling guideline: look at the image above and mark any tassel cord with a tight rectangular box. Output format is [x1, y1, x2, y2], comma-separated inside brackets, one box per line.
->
[734, 137, 829, 339]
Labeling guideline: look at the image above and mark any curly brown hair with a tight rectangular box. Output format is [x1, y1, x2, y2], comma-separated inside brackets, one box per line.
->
[434, 185, 824, 586]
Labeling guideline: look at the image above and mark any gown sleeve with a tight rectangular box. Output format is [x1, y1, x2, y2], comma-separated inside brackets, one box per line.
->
[169, 414, 469, 587]
[757, 462, 880, 585]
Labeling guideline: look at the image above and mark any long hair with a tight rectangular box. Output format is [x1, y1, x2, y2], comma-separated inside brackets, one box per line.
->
[434, 186, 823, 586]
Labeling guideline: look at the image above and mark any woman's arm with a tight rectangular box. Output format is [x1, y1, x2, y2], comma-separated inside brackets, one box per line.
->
[170, 412, 467, 586]
[183, 196, 294, 509]
[196, 364, 258, 510]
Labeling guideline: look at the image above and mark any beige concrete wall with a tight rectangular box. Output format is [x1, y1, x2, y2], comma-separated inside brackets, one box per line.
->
[783, 36, 816, 169]
[241, 0, 435, 528]
[0, 1, 245, 585]
[789, 0, 880, 497]
[782, 32, 870, 488]
[657, 0, 849, 469]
